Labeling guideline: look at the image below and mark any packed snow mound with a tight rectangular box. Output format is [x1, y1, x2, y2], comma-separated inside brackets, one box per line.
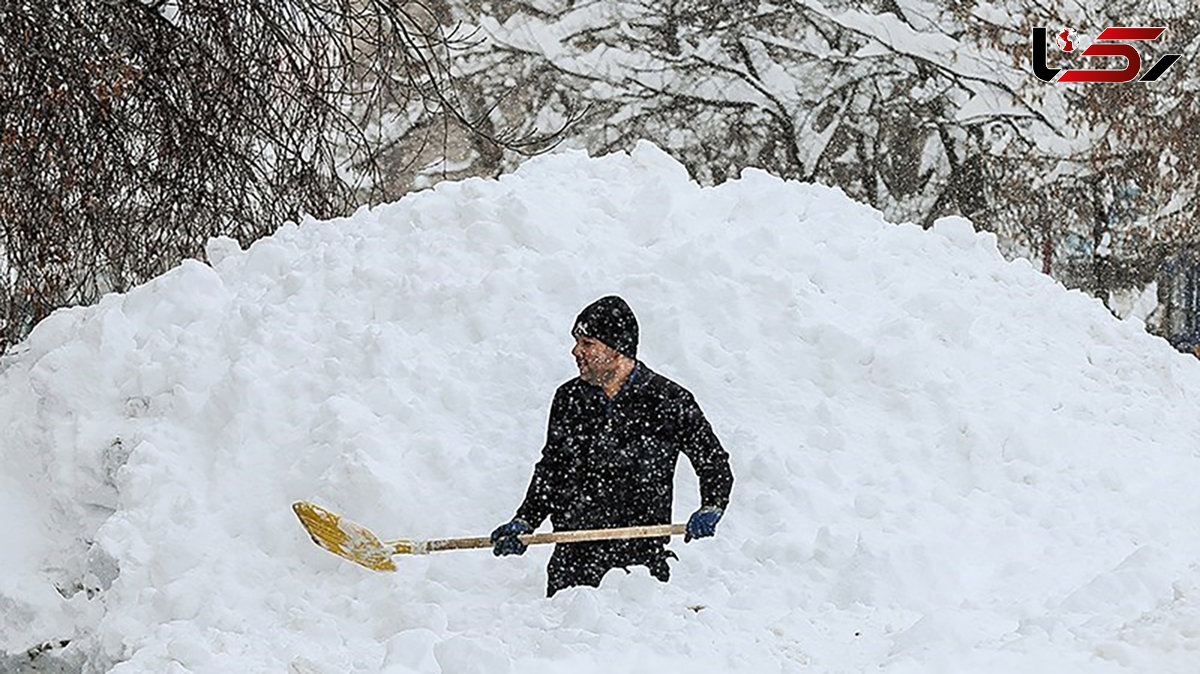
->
[4, 142, 1200, 673]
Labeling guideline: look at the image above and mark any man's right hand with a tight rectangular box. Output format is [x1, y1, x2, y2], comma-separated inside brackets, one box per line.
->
[490, 518, 534, 556]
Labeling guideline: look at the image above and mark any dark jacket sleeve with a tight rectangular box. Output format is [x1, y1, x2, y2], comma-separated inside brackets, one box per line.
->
[677, 391, 733, 510]
[514, 388, 571, 527]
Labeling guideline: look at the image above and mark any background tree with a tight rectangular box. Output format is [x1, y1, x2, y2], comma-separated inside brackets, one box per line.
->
[0, 0, 572, 355]
[8, 0, 1198, 354]
[452, 0, 1200, 341]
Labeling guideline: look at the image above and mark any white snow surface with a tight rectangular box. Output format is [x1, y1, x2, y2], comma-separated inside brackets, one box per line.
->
[5, 142, 1200, 673]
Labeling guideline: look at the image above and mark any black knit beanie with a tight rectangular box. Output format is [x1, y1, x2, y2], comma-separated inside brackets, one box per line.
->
[571, 295, 639, 359]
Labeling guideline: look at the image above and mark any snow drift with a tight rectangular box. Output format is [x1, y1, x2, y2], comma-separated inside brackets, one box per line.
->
[4, 142, 1200, 673]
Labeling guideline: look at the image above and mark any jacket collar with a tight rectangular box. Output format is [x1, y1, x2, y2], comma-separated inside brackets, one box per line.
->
[617, 361, 644, 397]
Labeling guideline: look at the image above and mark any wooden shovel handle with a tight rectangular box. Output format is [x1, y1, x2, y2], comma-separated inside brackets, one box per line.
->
[393, 523, 687, 554]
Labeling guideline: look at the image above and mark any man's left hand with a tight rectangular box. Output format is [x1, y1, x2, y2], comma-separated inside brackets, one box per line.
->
[685, 506, 723, 542]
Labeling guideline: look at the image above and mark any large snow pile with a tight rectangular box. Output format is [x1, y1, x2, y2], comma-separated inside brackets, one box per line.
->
[4, 142, 1200, 673]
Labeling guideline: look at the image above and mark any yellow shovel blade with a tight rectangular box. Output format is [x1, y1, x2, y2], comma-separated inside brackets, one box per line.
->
[292, 501, 411, 572]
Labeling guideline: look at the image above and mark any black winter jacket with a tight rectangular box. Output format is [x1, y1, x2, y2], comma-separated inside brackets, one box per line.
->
[515, 362, 733, 591]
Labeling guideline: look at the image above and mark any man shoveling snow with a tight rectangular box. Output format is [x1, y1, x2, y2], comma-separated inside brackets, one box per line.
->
[491, 296, 735, 596]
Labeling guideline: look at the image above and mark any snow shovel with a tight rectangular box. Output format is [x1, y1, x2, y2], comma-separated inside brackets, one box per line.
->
[293, 501, 686, 572]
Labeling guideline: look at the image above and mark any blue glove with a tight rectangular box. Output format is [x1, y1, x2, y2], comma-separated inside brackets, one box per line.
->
[685, 507, 723, 542]
[490, 518, 533, 556]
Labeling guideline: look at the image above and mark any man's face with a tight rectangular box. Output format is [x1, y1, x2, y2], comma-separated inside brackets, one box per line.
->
[572, 335, 622, 386]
